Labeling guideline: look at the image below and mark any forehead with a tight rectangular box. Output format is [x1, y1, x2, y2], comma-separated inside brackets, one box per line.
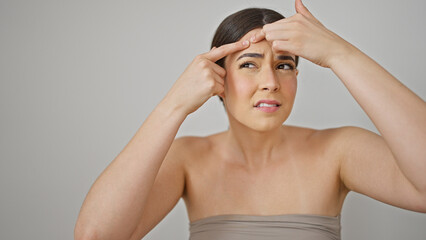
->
[225, 28, 294, 65]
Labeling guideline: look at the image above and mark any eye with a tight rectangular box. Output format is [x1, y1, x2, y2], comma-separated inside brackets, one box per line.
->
[277, 63, 295, 70]
[239, 62, 256, 69]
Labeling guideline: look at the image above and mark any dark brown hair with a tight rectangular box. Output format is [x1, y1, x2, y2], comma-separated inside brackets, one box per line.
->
[211, 8, 299, 103]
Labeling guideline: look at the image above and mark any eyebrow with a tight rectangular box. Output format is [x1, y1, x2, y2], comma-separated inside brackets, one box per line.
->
[236, 53, 295, 62]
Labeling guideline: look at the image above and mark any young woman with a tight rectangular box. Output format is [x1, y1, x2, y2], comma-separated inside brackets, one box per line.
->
[75, 0, 426, 239]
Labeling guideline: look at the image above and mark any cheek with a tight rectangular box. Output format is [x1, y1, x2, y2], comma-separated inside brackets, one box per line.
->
[286, 76, 297, 97]
[225, 72, 255, 98]
[277, 73, 297, 98]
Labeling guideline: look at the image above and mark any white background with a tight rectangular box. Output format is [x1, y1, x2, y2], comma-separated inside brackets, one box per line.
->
[1, 0, 425, 239]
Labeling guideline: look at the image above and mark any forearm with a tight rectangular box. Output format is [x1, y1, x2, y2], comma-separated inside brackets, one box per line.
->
[75, 97, 187, 240]
[330, 46, 426, 192]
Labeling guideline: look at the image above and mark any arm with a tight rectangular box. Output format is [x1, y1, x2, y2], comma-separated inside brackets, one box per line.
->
[330, 44, 426, 194]
[252, 0, 426, 210]
[128, 137, 195, 240]
[74, 40, 250, 240]
[334, 126, 426, 212]
[74, 98, 187, 240]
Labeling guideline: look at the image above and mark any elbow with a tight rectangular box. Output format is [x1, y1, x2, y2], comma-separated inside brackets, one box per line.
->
[74, 222, 134, 240]
[74, 221, 100, 240]
[413, 190, 426, 214]
[74, 233, 97, 240]
[421, 193, 426, 213]
[74, 231, 96, 240]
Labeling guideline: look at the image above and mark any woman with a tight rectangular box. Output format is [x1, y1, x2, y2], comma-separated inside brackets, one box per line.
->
[74, 0, 426, 239]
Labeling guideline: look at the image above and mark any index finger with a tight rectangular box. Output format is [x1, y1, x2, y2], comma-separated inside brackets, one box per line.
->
[250, 29, 266, 43]
[205, 40, 250, 62]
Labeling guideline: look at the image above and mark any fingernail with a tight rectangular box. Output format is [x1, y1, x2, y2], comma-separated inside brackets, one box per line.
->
[242, 40, 249, 46]
[250, 35, 256, 42]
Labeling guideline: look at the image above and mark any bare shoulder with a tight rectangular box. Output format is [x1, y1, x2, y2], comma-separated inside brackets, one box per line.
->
[298, 125, 381, 169]
[283, 124, 348, 145]
[316, 125, 377, 150]
[283, 125, 367, 164]
[172, 135, 211, 156]
[291, 125, 367, 141]
[308, 125, 373, 154]
[170, 135, 214, 170]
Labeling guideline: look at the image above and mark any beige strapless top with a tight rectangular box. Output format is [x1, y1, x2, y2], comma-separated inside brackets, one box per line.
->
[189, 213, 341, 240]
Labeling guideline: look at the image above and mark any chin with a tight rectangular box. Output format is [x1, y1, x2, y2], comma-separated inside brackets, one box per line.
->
[226, 105, 291, 131]
[246, 119, 285, 132]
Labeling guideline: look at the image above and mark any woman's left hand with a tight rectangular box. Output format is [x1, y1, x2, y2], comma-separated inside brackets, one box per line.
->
[251, 0, 355, 69]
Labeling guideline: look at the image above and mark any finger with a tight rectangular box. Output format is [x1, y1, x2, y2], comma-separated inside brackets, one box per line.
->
[205, 40, 250, 62]
[211, 74, 225, 97]
[208, 61, 226, 78]
[250, 29, 266, 43]
[263, 20, 294, 33]
[295, 0, 322, 25]
[213, 72, 225, 86]
[252, 17, 296, 43]
[271, 40, 297, 55]
[264, 30, 293, 41]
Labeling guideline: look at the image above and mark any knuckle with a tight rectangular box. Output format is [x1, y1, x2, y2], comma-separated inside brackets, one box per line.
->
[272, 44, 279, 51]
[199, 60, 209, 68]
[207, 80, 216, 90]
[272, 41, 284, 51]
[272, 41, 279, 48]
[202, 69, 212, 78]
[195, 54, 204, 62]
[263, 24, 271, 31]
[277, 22, 286, 28]
[265, 32, 271, 40]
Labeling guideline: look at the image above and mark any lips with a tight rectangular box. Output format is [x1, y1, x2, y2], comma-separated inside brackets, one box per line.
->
[254, 99, 281, 107]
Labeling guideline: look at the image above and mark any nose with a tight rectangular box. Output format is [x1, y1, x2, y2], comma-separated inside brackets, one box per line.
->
[259, 67, 280, 92]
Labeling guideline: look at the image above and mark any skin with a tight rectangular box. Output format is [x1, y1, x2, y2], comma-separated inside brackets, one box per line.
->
[76, 1, 426, 239]
[219, 28, 299, 167]
[182, 0, 426, 222]
[182, 30, 345, 221]
[74, 36, 253, 240]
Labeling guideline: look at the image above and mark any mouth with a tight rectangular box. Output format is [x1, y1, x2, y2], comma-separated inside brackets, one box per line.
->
[253, 99, 282, 113]
[254, 103, 281, 113]
[254, 103, 281, 108]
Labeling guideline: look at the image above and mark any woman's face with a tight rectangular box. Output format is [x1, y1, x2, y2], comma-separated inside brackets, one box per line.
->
[221, 28, 299, 131]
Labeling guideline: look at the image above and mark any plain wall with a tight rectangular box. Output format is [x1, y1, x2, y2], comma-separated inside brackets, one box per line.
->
[1, 0, 425, 239]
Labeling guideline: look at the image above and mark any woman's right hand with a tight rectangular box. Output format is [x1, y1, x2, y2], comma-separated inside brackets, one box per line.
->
[163, 39, 250, 116]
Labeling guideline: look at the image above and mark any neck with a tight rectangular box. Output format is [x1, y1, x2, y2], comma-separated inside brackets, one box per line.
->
[225, 123, 285, 169]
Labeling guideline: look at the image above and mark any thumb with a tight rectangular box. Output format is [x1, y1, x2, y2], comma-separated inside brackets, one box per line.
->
[295, 0, 321, 24]
[295, 0, 308, 14]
